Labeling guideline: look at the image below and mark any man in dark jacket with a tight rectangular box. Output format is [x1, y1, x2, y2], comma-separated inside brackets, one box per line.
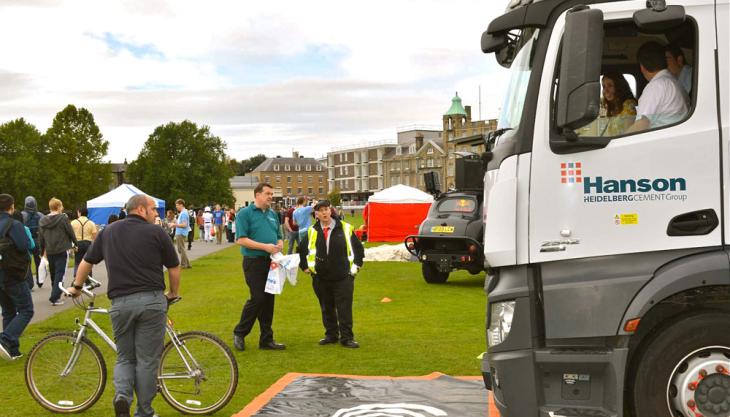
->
[21, 196, 44, 288]
[299, 200, 364, 348]
[0, 194, 34, 360]
[39, 197, 77, 306]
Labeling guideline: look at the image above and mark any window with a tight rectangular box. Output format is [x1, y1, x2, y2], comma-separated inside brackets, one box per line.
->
[438, 197, 477, 214]
[308, 175, 313, 183]
[308, 187, 313, 194]
[287, 176, 292, 183]
[427, 147, 434, 154]
[427, 159, 434, 168]
[273, 164, 280, 171]
[319, 176, 323, 183]
[284, 164, 291, 171]
[396, 146, 402, 156]
[409, 144, 416, 154]
[295, 164, 301, 171]
[298, 176, 303, 183]
[318, 187, 324, 194]
[297, 188, 302, 194]
[339, 166, 343, 175]
[286, 187, 292, 194]
[275, 176, 281, 183]
[558, 20, 694, 142]
[344, 166, 349, 176]
[316, 164, 323, 171]
[306, 164, 312, 171]
[264, 176, 270, 183]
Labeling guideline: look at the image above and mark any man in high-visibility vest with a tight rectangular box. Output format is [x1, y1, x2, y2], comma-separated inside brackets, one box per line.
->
[299, 200, 364, 348]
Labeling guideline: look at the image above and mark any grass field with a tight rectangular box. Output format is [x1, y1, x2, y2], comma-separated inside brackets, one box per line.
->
[2, 245, 487, 417]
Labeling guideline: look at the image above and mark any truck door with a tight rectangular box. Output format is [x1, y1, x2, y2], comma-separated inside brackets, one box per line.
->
[529, 5, 722, 263]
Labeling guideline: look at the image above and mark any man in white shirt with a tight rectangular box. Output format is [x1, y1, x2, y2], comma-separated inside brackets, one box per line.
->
[626, 41, 689, 134]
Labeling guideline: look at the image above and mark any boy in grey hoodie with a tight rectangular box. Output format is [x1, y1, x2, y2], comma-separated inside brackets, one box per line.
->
[39, 198, 77, 305]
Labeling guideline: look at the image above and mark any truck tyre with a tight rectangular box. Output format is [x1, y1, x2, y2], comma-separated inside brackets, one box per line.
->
[422, 262, 449, 284]
[630, 312, 730, 417]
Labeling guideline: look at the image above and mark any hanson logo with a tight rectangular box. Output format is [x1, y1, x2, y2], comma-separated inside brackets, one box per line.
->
[561, 162, 688, 196]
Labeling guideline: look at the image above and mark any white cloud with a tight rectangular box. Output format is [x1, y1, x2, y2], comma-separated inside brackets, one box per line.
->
[0, 0, 510, 161]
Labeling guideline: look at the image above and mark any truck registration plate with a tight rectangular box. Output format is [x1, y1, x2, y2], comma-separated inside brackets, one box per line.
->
[431, 226, 454, 233]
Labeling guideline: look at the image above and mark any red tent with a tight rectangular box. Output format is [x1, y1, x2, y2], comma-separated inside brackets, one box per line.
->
[365, 184, 433, 242]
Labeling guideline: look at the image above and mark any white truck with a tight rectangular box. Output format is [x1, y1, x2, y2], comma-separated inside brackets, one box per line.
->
[479, 0, 729, 416]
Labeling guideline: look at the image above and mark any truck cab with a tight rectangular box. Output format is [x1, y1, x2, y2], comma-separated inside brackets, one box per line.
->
[480, 1, 729, 416]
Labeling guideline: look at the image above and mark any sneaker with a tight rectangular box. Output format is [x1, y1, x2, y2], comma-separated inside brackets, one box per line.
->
[0, 341, 11, 361]
[113, 396, 130, 417]
[50, 300, 65, 306]
[11, 352, 23, 360]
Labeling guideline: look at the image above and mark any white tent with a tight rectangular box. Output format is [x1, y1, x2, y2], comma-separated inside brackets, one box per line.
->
[368, 184, 434, 204]
[87, 184, 166, 225]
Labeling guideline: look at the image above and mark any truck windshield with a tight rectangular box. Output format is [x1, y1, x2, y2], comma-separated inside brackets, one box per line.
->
[497, 28, 540, 130]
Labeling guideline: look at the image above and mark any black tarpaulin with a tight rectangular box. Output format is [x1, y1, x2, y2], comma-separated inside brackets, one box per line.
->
[234, 372, 495, 417]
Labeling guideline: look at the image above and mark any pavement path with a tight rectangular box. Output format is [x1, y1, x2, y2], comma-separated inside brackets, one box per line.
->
[29, 239, 235, 324]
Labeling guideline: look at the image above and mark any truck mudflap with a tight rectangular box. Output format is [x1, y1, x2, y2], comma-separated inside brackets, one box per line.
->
[404, 235, 484, 273]
[486, 347, 628, 417]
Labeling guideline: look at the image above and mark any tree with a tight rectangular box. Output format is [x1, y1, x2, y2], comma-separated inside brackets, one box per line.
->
[328, 187, 342, 207]
[228, 154, 267, 176]
[127, 121, 234, 207]
[43, 105, 111, 209]
[0, 118, 47, 206]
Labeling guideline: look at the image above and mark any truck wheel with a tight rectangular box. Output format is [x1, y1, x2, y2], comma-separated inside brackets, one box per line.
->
[422, 262, 449, 284]
[630, 312, 730, 417]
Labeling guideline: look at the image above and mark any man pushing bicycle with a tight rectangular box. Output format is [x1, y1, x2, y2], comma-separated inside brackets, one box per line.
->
[67, 194, 181, 417]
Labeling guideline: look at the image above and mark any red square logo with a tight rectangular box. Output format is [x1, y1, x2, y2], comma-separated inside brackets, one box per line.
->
[576, 162, 582, 168]
[561, 178, 567, 183]
[561, 163, 567, 169]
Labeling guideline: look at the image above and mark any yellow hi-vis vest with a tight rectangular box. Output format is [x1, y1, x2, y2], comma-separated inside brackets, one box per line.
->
[307, 221, 357, 275]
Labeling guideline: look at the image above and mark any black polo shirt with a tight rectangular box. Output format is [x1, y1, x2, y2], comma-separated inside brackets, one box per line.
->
[84, 214, 180, 299]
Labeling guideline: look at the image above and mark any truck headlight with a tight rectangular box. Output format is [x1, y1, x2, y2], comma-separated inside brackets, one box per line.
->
[488, 301, 515, 347]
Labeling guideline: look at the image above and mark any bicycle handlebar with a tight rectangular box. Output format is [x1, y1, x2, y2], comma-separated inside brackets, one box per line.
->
[60, 279, 181, 305]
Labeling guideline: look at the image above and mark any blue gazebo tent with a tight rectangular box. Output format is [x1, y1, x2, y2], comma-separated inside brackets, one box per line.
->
[87, 184, 165, 225]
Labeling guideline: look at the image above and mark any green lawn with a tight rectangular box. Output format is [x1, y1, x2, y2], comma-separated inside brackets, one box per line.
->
[3, 246, 487, 417]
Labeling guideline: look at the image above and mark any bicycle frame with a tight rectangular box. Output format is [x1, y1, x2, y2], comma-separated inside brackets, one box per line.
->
[60, 283, 201, 386]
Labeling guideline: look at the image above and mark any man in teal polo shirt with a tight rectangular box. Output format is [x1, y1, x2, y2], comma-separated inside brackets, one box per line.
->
[232, 183, 285, 351]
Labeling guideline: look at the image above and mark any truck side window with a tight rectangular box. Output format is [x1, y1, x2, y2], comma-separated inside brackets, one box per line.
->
[564, 19, 696, 139]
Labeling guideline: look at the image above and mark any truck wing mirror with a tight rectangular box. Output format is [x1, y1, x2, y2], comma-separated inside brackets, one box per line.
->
[556, 6, 604, 131]
[633, 1, 685, 33]
[424, 172, 441, 197]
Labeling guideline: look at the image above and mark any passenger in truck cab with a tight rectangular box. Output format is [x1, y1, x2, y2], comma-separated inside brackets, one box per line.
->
[599, 72, 637, 136]
[665, 43, 693, 96]
[625, 41, 689, 134]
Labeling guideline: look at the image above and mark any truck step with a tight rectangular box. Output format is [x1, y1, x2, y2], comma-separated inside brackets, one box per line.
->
[550, 407, 616, 417]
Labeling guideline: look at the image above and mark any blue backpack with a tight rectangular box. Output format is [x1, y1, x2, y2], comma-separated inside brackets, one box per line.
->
[23, 211, 41, 238]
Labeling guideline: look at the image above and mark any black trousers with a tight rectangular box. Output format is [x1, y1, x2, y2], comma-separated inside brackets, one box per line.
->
[312, 275, 354, 341]
[233, 256, 275, 344]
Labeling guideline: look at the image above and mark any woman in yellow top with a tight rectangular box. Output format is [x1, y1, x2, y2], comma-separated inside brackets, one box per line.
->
[599, 72, 637, 136]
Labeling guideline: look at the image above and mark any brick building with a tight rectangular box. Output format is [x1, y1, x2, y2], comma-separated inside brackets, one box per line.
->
[252, 151, 328, 206]
[383, 127, 444, 192]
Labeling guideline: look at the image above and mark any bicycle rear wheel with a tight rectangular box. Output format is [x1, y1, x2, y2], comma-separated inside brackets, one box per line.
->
[25, 332, 107, 413]
[158, 331, 238, 414]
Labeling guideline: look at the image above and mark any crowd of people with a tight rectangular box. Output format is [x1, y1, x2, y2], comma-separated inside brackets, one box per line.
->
[0, 186, 365, 417]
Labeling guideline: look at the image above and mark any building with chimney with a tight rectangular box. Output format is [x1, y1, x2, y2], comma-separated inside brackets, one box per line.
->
[383, 127, 444, 192]
[251, 151, 328, 206]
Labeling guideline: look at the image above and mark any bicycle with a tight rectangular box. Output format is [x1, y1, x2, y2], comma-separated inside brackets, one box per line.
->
[24, 278, 238, 414]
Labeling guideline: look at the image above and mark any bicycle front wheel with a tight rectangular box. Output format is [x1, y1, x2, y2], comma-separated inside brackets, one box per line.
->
[25, 332, 107, 413]
[158, 331, 238, 414]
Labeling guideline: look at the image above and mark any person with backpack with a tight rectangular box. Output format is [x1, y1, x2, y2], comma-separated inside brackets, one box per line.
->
[0, 194, 34, 360]
[21, 196, 43, 288]
[39, 197, 78, 306]
[71, 207, 97, 279]
[11, 211, 35, 291]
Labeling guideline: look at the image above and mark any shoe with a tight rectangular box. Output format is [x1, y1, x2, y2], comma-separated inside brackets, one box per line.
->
[233, 335, 245, 351]
[10, 352, 23, 360]
[341, 340, 360, 349]
[113, 396, 130, 417]
[319, 337, 339, 345]
[50, 300, 65, 306]
[0, 341, 11, 361]
[259, 341, 286, 350]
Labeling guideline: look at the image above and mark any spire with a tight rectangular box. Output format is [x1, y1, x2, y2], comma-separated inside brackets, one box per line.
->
[444, 92, 467, 116]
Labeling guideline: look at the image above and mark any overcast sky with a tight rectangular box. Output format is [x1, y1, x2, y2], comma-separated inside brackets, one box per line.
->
[0, 0, 510, 162]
